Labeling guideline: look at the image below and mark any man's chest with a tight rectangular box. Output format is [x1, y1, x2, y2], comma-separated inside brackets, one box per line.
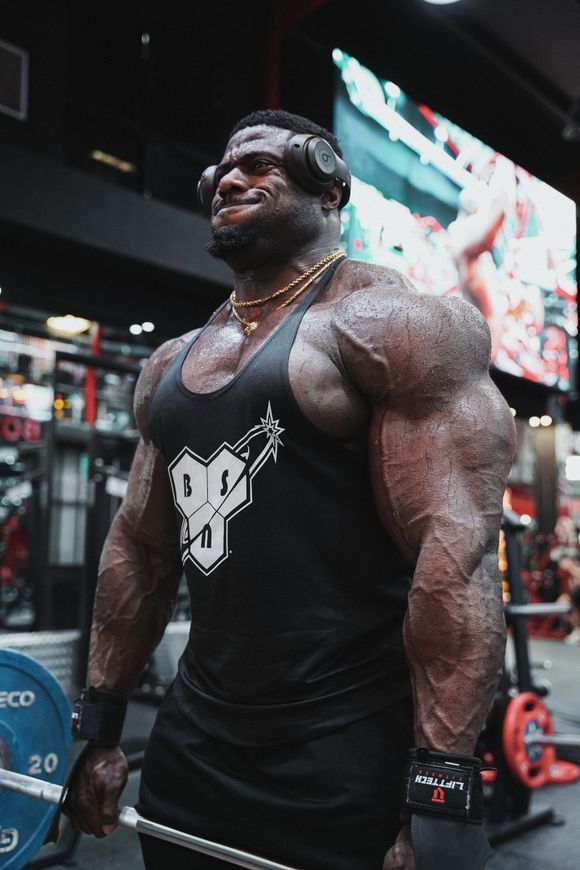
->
[180, 306, 368, 441]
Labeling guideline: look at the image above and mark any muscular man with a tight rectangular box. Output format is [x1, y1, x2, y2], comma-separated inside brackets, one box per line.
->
[65, 110, 516, 870]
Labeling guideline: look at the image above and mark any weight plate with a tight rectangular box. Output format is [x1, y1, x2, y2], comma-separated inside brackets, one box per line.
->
[0, 649, 71, 869]
[502, 691, 555, 789]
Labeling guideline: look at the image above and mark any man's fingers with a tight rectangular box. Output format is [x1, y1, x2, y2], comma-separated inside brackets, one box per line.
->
[69, 804, 99, 836]
[383, 849, 395, 869]
[99, 795, 120, 834]
[383, 826, 415, 870]
[61, 748, 129, 838]
[383, 844, 402, 870]
[66, 785, 117, 837]
[94, 776, 123, 833]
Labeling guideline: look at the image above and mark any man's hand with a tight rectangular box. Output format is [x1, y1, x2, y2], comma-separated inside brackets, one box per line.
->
[383, 825, 415, 870]
[64, 746, 129, 837]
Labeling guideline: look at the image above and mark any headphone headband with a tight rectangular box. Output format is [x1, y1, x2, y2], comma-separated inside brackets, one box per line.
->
[197, 133, 351, 215]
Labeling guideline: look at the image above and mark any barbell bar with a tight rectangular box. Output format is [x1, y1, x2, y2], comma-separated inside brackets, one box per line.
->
[524, 733, 580, 747]
[0, 767, 297, 870]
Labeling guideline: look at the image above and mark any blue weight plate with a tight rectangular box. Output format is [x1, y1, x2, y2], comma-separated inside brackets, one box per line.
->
[0, 649, 71, 870]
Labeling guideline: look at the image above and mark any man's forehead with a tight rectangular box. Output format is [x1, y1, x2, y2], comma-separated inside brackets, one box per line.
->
[221, 125, 291, 160]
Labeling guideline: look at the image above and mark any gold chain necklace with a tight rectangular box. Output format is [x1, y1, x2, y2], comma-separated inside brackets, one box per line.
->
[230, 249, 345, 336]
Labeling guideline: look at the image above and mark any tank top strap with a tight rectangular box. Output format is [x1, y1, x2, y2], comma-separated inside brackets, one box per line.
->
[279, 255, 345, 346]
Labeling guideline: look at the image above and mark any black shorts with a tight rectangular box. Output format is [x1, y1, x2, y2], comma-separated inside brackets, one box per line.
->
[137, 688, 412, 870]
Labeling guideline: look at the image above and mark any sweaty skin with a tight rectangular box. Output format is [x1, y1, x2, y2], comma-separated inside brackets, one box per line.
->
[65, 125, 516, 869]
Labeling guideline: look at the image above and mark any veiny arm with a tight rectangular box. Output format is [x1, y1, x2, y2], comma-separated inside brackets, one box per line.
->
[65, 335, 192, 837]
[337, 280, 516, 752]
[88, 340, 186, 692]
[370, 363, 514, 752]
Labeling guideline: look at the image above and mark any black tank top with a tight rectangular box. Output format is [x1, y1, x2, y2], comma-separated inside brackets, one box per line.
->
[149, 263, 412, 745]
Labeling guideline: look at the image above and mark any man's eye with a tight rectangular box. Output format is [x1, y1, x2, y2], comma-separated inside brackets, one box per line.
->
[251, 159, 271, 171]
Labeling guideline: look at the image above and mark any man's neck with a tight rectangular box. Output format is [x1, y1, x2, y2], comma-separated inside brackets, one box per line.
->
[231, 241, 341, 304]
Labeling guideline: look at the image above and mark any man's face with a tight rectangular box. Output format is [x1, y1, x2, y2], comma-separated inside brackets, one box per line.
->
[207, 126, 322, 263]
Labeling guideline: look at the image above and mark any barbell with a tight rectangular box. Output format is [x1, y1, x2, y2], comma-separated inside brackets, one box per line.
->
[0, 768, 296, 870]
[0, 649, 295, 870]
[1, 649, 579, 869]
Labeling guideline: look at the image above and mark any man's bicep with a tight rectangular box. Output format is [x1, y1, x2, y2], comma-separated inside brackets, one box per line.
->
[118, 334, 189, 547]
[369, 376, 516, 564]
[118, 437, 179, 548]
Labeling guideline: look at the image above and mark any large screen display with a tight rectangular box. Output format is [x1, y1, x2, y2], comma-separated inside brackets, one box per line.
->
[333, 49, 578, 390]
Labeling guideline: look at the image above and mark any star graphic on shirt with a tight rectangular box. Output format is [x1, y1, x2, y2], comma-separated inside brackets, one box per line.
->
[259, 402, 284, 461]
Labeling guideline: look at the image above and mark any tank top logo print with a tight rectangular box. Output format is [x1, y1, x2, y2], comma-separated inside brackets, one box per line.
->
[168, 403, 284, 575]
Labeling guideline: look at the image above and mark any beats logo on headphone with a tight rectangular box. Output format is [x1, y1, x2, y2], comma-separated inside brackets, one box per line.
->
[197, 133, 351, 215]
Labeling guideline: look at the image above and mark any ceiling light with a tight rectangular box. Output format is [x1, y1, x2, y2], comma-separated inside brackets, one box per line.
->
[529, 416, 540, 428]
[129, 324, 143, 335]
[422, 0, 463, 4]
[509, 407, 516, 417]
[141, 321, 155, 332]
[46, 314, 92, 336]
[540, 415, 553, 427]
[90, 149, 137, 174]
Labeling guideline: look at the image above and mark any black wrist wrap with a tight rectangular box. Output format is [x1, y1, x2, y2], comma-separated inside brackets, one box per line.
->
[71, 687, 128, 746]
[402, 748, 484, 824]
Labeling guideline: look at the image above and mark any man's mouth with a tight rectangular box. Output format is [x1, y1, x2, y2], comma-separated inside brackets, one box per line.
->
[213, 198, 260, 216]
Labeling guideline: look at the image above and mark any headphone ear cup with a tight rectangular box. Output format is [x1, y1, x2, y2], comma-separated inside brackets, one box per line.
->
[284, 134, 323, 194]
[197, 165, 218, 215]
[284, 134, 351, 207]
[304, 137, 338, 183]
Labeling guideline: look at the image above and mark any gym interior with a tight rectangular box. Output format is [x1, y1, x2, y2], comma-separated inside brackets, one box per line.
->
[0, 1, 579, 868]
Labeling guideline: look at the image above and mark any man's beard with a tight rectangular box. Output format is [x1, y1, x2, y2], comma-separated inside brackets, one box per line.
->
[206, 224, 259, 260]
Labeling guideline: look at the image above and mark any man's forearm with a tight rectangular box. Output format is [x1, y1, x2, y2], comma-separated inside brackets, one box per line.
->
[87, 510, 183, 695]
[404, 546, 506, 754]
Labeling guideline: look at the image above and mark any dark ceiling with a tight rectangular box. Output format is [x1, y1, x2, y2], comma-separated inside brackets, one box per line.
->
[467, 0, 580, 105]
[63, 0, 580, 202]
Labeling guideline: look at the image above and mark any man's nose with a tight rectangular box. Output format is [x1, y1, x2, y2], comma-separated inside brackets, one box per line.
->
[216, 166, 248, 198]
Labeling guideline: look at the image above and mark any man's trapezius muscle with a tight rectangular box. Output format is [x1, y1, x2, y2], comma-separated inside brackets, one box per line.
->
[65, 111, 515, 870]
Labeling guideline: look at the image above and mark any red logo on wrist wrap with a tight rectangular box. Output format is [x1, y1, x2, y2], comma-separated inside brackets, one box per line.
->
[431, 787, 446, 804]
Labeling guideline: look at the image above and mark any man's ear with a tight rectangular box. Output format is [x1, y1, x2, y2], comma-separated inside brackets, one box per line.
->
[320, 182, 343, 212]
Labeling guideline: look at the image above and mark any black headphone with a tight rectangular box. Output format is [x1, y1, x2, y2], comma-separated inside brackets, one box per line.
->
[197, 133, 351, 215]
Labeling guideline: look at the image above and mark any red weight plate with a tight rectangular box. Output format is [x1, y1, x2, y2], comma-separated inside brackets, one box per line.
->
[502, 692, 556, 789]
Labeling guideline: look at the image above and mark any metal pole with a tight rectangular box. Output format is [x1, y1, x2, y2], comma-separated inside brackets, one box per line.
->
[524, 734, 580, 747]
[503, 522, 533, 692]
[0, 769, 298, 870]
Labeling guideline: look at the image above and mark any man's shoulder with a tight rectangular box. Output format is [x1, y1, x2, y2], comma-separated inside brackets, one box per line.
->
[335, 259, 419, 304]
[332, 261, 492, 402]
[134, 329, 200, 438]
[336, 261, 487, 341]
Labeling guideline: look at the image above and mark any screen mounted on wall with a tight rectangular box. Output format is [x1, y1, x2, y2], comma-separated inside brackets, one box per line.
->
[333, 48, 578, 391]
